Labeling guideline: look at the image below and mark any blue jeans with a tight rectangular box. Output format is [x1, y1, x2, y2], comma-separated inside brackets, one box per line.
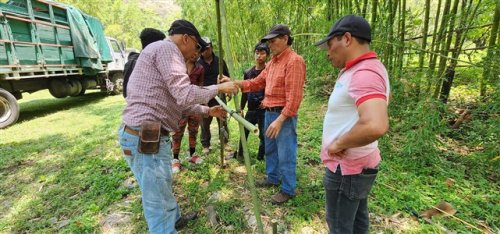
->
[323, 166, 378, 234]
[118, 126, 180, 234]
[264, 111, 298, 196]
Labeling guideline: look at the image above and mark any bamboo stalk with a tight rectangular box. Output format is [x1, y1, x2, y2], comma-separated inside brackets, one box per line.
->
[213, 96, 258, 135]
[215, 1, 264, 233]
[215, 0, 225, 168]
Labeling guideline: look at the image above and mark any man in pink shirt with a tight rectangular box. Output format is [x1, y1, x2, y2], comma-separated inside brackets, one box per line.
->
[315, 15, 390, 233]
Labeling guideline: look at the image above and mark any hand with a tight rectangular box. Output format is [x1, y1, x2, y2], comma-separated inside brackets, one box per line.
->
[208, 106, 227, 120]
[220, 76, 231, 83]
[327, 140, 346, 158]
[265, 119, 284, 139]
[218, 82, 239, 95]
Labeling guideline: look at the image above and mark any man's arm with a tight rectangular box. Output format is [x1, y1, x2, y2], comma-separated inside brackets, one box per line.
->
[327, 98, 389, 156]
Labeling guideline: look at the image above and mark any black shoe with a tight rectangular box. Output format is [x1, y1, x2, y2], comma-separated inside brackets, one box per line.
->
[255, 179, 279, 188]
[175, 211, 198, 229]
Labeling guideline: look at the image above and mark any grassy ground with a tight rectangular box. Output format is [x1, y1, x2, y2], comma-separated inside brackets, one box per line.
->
[0, 89, 498, 233]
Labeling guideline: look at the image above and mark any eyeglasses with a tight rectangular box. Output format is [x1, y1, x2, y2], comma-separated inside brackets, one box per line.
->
[186, 35, 202, 52]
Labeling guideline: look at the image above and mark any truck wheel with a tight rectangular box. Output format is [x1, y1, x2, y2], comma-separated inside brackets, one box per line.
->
[0, 89, 19, 129]
[110, 72, 124, 95]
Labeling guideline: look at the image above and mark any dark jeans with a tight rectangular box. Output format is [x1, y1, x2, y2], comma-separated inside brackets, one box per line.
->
[323, 166, 378, 234]
[236, 109, 265, 159]
[200, 97, 229, 148]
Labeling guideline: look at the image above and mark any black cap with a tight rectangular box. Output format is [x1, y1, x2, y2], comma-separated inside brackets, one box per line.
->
[254, 42, 270, 54]
[261, 24, 291, 42]
[315, 15, 371, 49]
[168, 19, 208, 50]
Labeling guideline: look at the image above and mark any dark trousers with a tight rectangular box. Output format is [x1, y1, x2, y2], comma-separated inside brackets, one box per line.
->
[323, 166, 378, 234]
[200, 97, 229, 148]
[237, 109, 265, 159]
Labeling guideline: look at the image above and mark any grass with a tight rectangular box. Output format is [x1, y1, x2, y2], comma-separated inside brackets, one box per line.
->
[0, 88, 498, 233]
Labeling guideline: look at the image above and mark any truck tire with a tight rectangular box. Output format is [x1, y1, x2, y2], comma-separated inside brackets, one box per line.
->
[68, 79, 82, 97]
[110, 72, 124, 95]
[49, 79, 69, 98]
[0, 88, 19, 129]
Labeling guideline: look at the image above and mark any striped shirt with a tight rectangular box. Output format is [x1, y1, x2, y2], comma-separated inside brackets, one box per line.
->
[122, 39, 218, 132]
[241, 47, 306, 117]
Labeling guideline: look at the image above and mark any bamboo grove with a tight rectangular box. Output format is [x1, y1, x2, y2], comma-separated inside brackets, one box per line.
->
[178, 0, 499, 104]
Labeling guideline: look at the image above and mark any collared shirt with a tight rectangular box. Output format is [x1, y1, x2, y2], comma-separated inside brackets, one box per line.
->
[241, 66, 265, 111]
[241, 47, 306, 117]
[123, 39, 218, 132]
[320, 51, 390, 175]
[197, 53, 230, 86]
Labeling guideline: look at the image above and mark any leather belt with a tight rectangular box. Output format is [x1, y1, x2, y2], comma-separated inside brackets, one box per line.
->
[124, 125, 169, 136]
[264, 106, 284, 112]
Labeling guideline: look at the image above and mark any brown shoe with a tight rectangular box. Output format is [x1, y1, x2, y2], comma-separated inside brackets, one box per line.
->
[271, 192, 293, 204]
[255, 179, 279, 188]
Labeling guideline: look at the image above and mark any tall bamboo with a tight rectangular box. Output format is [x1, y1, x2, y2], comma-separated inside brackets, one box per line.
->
[426, 0, 444, 92]
[217, 0, 264, 233]
[215, 0, 225, 168]
[480, 0, 500, 97]
[416, 0, 431, 96]
[434, 0, 460, 98]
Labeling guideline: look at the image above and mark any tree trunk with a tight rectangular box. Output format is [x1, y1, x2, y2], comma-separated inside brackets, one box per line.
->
[426, 0, 444, 92]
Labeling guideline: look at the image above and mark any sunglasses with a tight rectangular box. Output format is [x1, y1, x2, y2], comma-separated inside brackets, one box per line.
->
[186, 35, 202, 52]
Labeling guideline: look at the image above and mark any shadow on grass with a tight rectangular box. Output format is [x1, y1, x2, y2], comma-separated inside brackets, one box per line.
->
[18, 92, 109, 123]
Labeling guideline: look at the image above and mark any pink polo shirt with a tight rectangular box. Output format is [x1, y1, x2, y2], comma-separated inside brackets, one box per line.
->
[320, 52, 390, 175]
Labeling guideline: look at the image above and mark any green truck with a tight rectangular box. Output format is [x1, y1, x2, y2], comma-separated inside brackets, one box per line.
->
[0, 0, 125, 128]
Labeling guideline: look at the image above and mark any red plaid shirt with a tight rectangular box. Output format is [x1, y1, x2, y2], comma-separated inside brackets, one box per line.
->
[241, 47, 306, 117]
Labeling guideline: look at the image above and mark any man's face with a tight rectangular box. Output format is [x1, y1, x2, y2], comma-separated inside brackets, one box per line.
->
[267, 35, 288, 56]
[184, 34, 201, 60]
[254, 50, 268, 64]
[202, 46, 212, 59]
[327, 35, 347, 69]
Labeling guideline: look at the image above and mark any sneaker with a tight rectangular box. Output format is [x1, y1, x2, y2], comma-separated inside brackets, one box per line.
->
[187, 154, 203, 164]
[171, 159, 181, 174]
[255, 179, 279, 188]
[271, 191, 293, 204]
[202, 147, 210, 154]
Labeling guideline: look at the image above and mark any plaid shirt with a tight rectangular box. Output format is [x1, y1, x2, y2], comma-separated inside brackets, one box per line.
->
[241, 47, 306, 117]
[122, 39, 218, 132]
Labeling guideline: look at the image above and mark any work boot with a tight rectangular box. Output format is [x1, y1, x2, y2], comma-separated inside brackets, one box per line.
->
[175, 211, 198, 229]
[255, 179, 279, 188]
[271, 192, 293, 204]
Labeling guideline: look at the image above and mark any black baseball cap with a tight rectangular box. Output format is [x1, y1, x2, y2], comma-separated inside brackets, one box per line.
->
[315, 15, 371, 49]
[168, 19, 208, 50]
[261, 24, 291, 43]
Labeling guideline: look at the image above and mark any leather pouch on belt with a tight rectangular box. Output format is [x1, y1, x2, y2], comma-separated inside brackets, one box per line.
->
[138, 121, 161, 154]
